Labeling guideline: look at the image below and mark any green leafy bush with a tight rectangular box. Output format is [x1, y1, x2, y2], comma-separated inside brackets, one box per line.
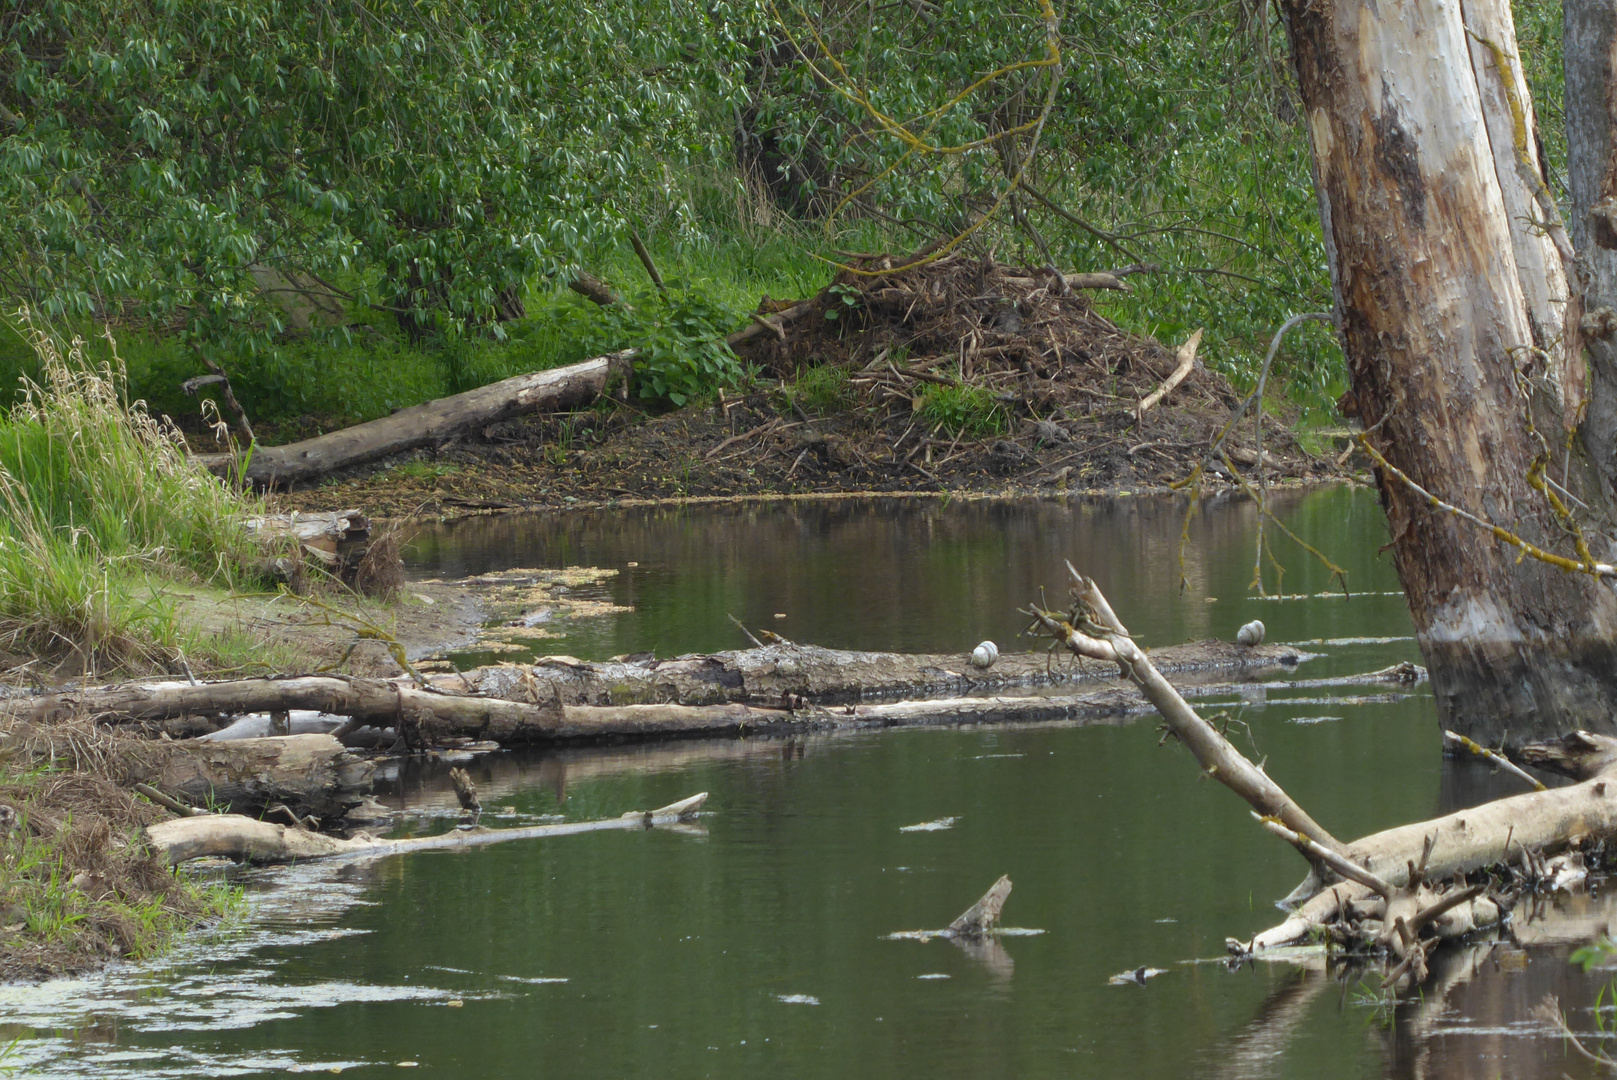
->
[593, 286, 747, 406]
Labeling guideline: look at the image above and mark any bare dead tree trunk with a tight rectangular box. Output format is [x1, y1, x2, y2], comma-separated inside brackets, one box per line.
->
[1283, 0, 1617, 744]
[1566, 0, 1617, 510]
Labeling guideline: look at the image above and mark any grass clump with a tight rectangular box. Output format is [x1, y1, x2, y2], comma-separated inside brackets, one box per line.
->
[788, 363, 855, 415]
[0, 764, 235, 980]
[0, 318, 264, 672]
[914, 384, 1008, 437]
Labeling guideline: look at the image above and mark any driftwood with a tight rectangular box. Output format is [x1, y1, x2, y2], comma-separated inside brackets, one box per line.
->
[196, 294, 821, 489]
[1027, 563, 1613, 978]
[147, 791, 707, 865]
[1136, 328, 1204, 419]
[194, 351, 636, 488]
[2, 675, 564, 745]
[438, 638, 1305, 709]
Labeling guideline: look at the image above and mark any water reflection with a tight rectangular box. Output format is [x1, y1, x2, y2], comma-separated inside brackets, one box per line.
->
[6, 488, 1617, 1079]
[405, 488, 1405, 671]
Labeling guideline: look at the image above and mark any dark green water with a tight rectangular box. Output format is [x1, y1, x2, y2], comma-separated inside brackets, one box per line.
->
[3, 486, 1615, 1078]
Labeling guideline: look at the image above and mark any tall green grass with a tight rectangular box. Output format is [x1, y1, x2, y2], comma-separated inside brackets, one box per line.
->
[0, 318, 263, 670]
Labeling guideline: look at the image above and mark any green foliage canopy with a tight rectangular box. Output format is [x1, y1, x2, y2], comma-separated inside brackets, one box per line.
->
[0, 0, 761, 346]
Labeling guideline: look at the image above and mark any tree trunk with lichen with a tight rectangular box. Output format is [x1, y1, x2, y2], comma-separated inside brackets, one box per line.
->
[1567, 0, 1617, 507]
[1283, 0, 1617, 745]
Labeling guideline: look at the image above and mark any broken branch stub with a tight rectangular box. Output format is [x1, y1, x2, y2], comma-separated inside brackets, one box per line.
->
[948, 875, 1012, 936]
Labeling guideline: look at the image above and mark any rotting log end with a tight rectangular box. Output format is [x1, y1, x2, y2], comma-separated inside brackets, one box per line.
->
[948, 874, 1012, 935]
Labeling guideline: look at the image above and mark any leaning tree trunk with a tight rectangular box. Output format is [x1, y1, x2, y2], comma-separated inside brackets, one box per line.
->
[1282, 0, 1617, 744]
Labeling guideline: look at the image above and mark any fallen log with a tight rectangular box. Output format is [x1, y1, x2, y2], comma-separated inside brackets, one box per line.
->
[2, 675, 563, 746]
[196, 294, 823, 489]
[438, 638, 1306, 708]
[136, 733, 375, 819]
[195, 350, 636, 488]
[0, 643, 1394, 752]
[147, 791, 706, 865]
[1026, 563, 1606, 972]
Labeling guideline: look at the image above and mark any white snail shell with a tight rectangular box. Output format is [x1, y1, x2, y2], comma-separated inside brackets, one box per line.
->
[1236, 620, 1266, 647]
[971, 640, 999, 668]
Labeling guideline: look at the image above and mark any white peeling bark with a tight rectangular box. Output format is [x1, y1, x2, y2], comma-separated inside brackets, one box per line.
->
[1284, 0, 1617, 743]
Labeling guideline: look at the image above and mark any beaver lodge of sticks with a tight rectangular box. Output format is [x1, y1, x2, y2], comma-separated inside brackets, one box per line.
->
[282, 254, 1337, 515]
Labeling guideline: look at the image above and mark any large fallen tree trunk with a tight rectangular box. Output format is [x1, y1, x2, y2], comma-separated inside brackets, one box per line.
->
[0, 639, 1319, 749]
[437, 638, 1304, 708]
[198, 296, 824, 489]
[147, 791, 706, 865]
[194, 351, 635, 488]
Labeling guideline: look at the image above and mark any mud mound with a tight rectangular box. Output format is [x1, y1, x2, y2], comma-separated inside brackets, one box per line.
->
[739, 253, 1235, 420]
[281, 255, 1339, 516]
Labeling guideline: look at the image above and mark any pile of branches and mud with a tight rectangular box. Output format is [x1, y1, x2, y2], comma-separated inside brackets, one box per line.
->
[284, 255, 1340, 516]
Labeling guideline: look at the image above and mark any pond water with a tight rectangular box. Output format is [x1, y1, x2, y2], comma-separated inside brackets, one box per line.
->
[5, 486, 1617, 1079]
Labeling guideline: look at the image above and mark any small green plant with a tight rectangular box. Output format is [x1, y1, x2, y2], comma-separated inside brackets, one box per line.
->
[790, 363, 854, 414]
[593, 285, 747, 407]
[822, 283, 862, 322]
[914, 383, 1007, 436]
[1573, 936, 1617, 972]
[393, 461, 461, 481]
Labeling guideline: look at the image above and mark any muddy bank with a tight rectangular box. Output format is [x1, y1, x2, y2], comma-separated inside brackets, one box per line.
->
[261, 253, 1346, 517]
[273, 392, 1344, 518]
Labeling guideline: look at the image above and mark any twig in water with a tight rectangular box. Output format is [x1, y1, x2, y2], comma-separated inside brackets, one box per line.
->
[728, 614, 766, 649]
[1443, 730, 1547, 791]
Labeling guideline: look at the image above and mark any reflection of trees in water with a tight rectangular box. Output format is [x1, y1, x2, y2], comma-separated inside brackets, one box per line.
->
[375, 735, 820, 815]
[404, 491, 1379, 659]
[1207, 888, 1617, 1080]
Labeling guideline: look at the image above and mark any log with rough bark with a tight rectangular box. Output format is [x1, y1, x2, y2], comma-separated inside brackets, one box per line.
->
[2, 675, 564, 746]
[146, 791, 707, 865]
[133, 733, 375, 819]
[43, 662, 1419, 748]
[0, 641, 1359, 750]
[437, 638, 1305, 709]
[1281, 0, 1617, 743]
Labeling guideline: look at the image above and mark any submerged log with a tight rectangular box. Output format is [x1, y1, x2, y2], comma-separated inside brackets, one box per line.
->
[147, 792, 707, 865]
[949, 875, 1012, 935]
